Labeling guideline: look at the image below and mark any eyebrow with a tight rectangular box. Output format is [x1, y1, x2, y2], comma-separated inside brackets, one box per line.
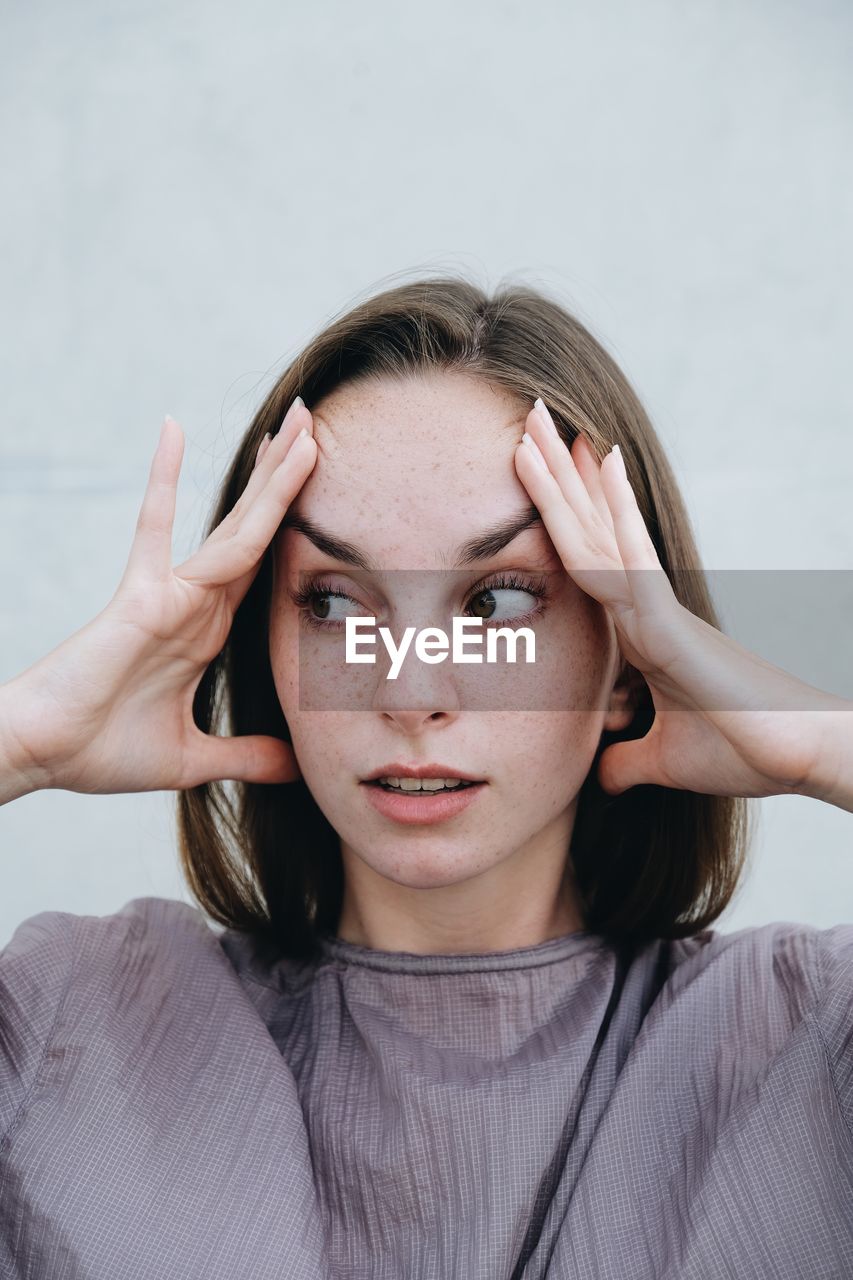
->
[279, 504, 544, 569]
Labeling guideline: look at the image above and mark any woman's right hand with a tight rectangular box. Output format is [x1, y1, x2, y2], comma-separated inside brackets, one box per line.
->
[0, 396, 317, 797]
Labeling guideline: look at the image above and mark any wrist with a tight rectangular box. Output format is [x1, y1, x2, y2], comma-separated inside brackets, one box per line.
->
[795, 697, 853, 814]
[0, 675, 54, 803]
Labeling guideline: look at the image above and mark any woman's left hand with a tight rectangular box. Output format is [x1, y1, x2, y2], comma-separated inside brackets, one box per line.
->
[514, 399, 853, 812]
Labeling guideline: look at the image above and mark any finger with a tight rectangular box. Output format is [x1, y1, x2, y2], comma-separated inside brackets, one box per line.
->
[254, 433, 272, 468]
[221, 428, 273, 603]
[195, 418, 309, 611]
[597, 727, 667, 794]
[596, 446, 679, 623]
[526, 403, 604, 537]
[571, 435, 616, 536]
[183, 731, 303, 787]
[227, 397, 310, 526]
[598, 447, 659, 570]
[174, 430, 317, 588]
[514, 436, 633, 610]
[123, 415, 185, 583]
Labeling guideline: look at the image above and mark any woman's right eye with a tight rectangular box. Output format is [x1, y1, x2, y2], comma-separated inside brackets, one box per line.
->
[302, 588, 365, 630]
[288, 580, 371, 633]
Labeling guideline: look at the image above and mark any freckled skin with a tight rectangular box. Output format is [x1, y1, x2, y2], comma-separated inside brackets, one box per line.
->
[268, 370, 635, 954]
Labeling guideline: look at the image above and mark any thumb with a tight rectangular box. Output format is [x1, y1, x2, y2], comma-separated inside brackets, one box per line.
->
[597, 729, 663, 795]
[185, 733, 303, 788]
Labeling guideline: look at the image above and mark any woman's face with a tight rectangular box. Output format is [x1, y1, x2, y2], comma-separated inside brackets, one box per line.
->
[268, 371, 633, 931]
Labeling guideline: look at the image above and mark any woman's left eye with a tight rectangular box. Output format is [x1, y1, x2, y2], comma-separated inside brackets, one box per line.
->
[465, 581, 545, 624]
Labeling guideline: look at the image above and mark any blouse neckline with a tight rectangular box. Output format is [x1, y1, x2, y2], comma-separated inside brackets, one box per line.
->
[316, 927, 603, 975]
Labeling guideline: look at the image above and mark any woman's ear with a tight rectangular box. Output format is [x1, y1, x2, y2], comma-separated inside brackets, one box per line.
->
[602, 659, 646, 733]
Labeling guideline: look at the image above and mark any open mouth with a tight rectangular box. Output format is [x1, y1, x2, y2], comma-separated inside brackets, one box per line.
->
[361, 776, 487, 824]
[367, 779, 482, 794]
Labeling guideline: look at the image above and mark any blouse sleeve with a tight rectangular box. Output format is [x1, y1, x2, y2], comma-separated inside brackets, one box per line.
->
[0, 910, 76, 1145]
[814, 922, 853, 1141]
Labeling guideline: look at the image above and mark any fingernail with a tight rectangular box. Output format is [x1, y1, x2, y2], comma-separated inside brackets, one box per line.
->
[534, 396, 560, 439]
[283, 394, 305, 425]
[522, 431, 549, 472]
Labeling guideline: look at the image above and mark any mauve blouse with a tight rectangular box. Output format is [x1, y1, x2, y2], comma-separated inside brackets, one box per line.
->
[0, 894, 852, 1278]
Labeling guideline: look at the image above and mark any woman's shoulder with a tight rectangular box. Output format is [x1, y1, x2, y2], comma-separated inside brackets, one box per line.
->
[0, 901, 222, 1141]
[1, 897, 224, 1025]
[658, 919, 853, 1122]
[0, 897, 251, 1146]
[0, 895, 219, 978]
[669, 916, 853, 971]
[0, 896, 227, 1030]
[662, 917, 853, 1009]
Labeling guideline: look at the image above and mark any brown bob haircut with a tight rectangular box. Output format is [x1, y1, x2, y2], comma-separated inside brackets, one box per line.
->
[176, 272, 751, 961]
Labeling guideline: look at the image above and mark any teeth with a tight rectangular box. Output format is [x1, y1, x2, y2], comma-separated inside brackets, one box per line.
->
[378, 776, 468, 791]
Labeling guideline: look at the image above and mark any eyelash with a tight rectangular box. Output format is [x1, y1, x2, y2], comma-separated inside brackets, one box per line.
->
[288, 572, 550, 634]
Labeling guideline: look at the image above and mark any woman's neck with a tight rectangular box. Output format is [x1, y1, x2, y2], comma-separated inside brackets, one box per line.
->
[334, 828, 585, 955]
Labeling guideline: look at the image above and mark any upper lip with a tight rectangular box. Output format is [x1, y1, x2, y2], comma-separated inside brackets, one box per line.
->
[362, 763, 485, 782]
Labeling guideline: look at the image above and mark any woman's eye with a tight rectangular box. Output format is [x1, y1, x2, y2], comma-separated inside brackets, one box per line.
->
[294, 575, 548, 631]
[306, 590, 364, 625]
[466, 587, 541, 623]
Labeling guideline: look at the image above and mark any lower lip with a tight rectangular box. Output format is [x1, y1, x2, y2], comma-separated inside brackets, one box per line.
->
[361, 781, 487, 825]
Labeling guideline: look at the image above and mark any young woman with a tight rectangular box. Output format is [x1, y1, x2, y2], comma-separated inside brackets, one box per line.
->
[1, 276, 851, 1279]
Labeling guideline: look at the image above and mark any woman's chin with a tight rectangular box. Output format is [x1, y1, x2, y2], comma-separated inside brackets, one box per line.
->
[354, 848, 497, 892]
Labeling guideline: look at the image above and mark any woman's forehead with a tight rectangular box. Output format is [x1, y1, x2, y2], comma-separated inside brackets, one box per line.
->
[288, 432, 533, 559]
[309, 378, 524, 494]
[276, 373, 539, 567]
[309, 371, 528, 451]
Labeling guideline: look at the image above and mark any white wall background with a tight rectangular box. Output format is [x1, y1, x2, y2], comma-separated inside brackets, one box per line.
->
[1, 0, 851, 947]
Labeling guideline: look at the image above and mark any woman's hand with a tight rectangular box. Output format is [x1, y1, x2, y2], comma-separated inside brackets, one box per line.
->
[514, 399, 853, 808]
[1, 397, 317, 796]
